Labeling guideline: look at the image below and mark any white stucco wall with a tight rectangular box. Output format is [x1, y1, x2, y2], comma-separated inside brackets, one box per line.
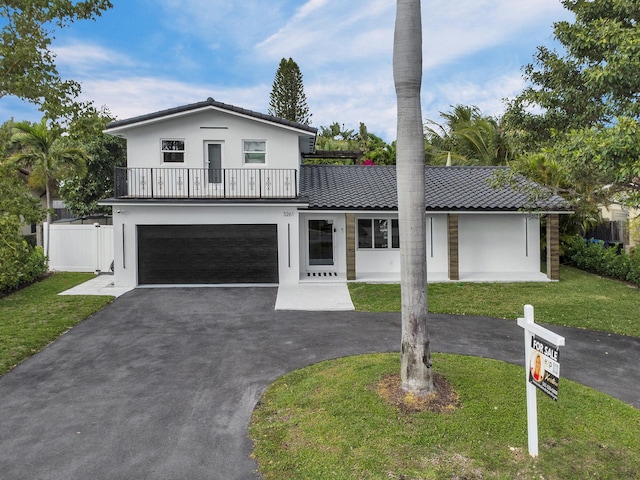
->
[354, 214, 449, 278]
[458, 214, 541, 274]
[110, 203, 302, 287]
[353, 213, 541, 280]
[118, 109, 304, 171]
[107, 208, 543, 287]
[426, 215, 449, 274]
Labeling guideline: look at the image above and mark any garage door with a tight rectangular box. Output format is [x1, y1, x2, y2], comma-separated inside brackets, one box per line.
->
[137, 224, 278, 284]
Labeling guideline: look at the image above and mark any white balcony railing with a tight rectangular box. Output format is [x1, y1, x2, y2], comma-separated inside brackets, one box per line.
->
[114, 167, 298, 199]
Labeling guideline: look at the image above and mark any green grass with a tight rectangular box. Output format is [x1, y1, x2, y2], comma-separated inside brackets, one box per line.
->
[349, 265, 640, 337]
[250, 353, 640, 480]
[0, 272, 113, 375]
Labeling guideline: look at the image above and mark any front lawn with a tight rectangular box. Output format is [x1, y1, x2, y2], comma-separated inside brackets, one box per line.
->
[250, 353, 640, 479]
[0, 273, 113, 375]
[348, 265, 640, 337]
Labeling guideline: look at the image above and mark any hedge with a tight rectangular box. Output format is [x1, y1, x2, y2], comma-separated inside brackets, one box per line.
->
[565, 235, 640, 287]
[0, 216, 48, 295]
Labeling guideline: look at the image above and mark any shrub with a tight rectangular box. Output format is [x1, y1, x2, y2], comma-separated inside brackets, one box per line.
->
[23, 233, 37, 248]
[565, 235, 640, 287]
[0, 216, 48, 294]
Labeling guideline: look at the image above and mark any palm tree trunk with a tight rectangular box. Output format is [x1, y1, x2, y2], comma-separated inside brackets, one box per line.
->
[393, 0, 433, 394]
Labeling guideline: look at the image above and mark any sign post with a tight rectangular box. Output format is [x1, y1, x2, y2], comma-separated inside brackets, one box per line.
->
[517, 304, 565, 457]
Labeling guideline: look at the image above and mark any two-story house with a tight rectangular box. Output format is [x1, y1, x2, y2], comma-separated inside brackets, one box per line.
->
[101, 98, 570, 289]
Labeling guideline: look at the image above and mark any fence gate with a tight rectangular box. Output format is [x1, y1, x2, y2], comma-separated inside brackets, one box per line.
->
[47, 224, 114, 273]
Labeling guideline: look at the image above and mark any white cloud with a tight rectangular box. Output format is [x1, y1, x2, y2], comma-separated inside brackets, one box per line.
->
[423, 0, 568, 69]
[425, 72, 527, 121]
[254, 0, 567, 70]
[76, 76, 270, 122]
[306, 70, 397, 139]
[255, 1, 395, 65]
[53, 43, 135, 74]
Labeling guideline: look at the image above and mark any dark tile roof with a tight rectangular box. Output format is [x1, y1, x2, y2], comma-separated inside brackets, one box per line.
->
[299, 164, 571, 212]
[106, 97, 317, 135]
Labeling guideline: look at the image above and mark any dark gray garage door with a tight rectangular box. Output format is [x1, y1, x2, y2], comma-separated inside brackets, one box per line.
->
[137, 224, 278, 284]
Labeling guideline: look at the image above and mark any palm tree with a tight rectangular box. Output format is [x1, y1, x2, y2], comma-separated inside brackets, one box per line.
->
[394, 0, 433, 394]
[10, 118, 88, 254]
[425, 105, 514, 165]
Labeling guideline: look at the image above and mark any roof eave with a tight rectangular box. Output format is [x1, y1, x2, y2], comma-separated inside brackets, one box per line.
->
[105, 98, 317, 137]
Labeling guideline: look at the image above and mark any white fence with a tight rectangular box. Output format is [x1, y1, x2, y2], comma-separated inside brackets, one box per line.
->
[47, 223, 114, 273]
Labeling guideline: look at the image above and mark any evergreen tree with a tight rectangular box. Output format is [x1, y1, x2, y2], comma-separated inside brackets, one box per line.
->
[268, 58, 311, 125]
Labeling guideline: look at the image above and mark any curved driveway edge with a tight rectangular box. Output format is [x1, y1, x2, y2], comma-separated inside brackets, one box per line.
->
[1, 287, 638, 480]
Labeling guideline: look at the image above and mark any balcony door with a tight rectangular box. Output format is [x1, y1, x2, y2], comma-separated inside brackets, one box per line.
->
[207, 143, 222, 184]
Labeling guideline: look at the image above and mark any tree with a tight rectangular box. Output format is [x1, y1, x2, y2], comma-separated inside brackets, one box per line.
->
[548, 118, 640, 210]
[502, 0, 640, 215]
[368, 140, 397, 165]
[10, 119, 88, 255]
[505, 0, 640, 148]
[394, 0, 432, 394]
[316, 122, 356, 151]
[59, 108, 126, 217]
[0, 119, 19, 158]
[313, 121, 394, 164]
[268, 58, 312, 125]
[0, 163, 46, 293]
[0, 1, 113, 119]
[425, 105, 514, 166]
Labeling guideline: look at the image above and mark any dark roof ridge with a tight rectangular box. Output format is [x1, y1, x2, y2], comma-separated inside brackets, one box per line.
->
[106, 97, 317, 134]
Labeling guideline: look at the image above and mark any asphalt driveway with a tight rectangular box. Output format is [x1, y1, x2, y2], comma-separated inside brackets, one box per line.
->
[0, 287, 638, 479]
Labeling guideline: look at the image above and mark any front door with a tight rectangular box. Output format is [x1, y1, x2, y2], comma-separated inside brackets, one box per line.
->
[307, 219, 335, 268]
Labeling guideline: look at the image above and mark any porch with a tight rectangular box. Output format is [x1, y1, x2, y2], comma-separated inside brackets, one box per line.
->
[114, 167, 298, 199]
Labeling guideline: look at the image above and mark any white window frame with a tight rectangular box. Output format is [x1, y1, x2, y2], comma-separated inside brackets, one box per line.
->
[357, 217, 400, 250]
[161, 139, 185, 163]
[242, 139, 266, 165]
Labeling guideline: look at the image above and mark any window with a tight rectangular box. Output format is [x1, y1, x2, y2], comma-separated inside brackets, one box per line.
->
[358, 218, 399, 249]
[161, 139, 185, 163]
[243, 140, 266, 164]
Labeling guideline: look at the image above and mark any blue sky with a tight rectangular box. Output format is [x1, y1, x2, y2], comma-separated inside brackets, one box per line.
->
[0, 0, 572, 141]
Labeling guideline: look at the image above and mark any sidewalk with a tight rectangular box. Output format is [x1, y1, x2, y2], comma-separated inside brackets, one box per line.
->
[57, 274, 134, 298]
[275, 283, 354, 310]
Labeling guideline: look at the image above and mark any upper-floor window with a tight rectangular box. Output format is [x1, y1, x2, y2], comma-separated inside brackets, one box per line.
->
[243, 140, 266, 164]
[358, 218, 399, 249]
[161, 139, 185, 163]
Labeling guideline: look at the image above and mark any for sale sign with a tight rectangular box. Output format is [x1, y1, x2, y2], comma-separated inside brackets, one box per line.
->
[528, 335, 561, 401]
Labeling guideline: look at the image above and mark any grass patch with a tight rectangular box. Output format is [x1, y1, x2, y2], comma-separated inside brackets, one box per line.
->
[349, 265, 640, 337]
[250, 353, 640, 480]
[0, 272, 113, 375]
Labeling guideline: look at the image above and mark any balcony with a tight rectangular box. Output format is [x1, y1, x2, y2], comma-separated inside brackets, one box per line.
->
[114, 167, 298, 199]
